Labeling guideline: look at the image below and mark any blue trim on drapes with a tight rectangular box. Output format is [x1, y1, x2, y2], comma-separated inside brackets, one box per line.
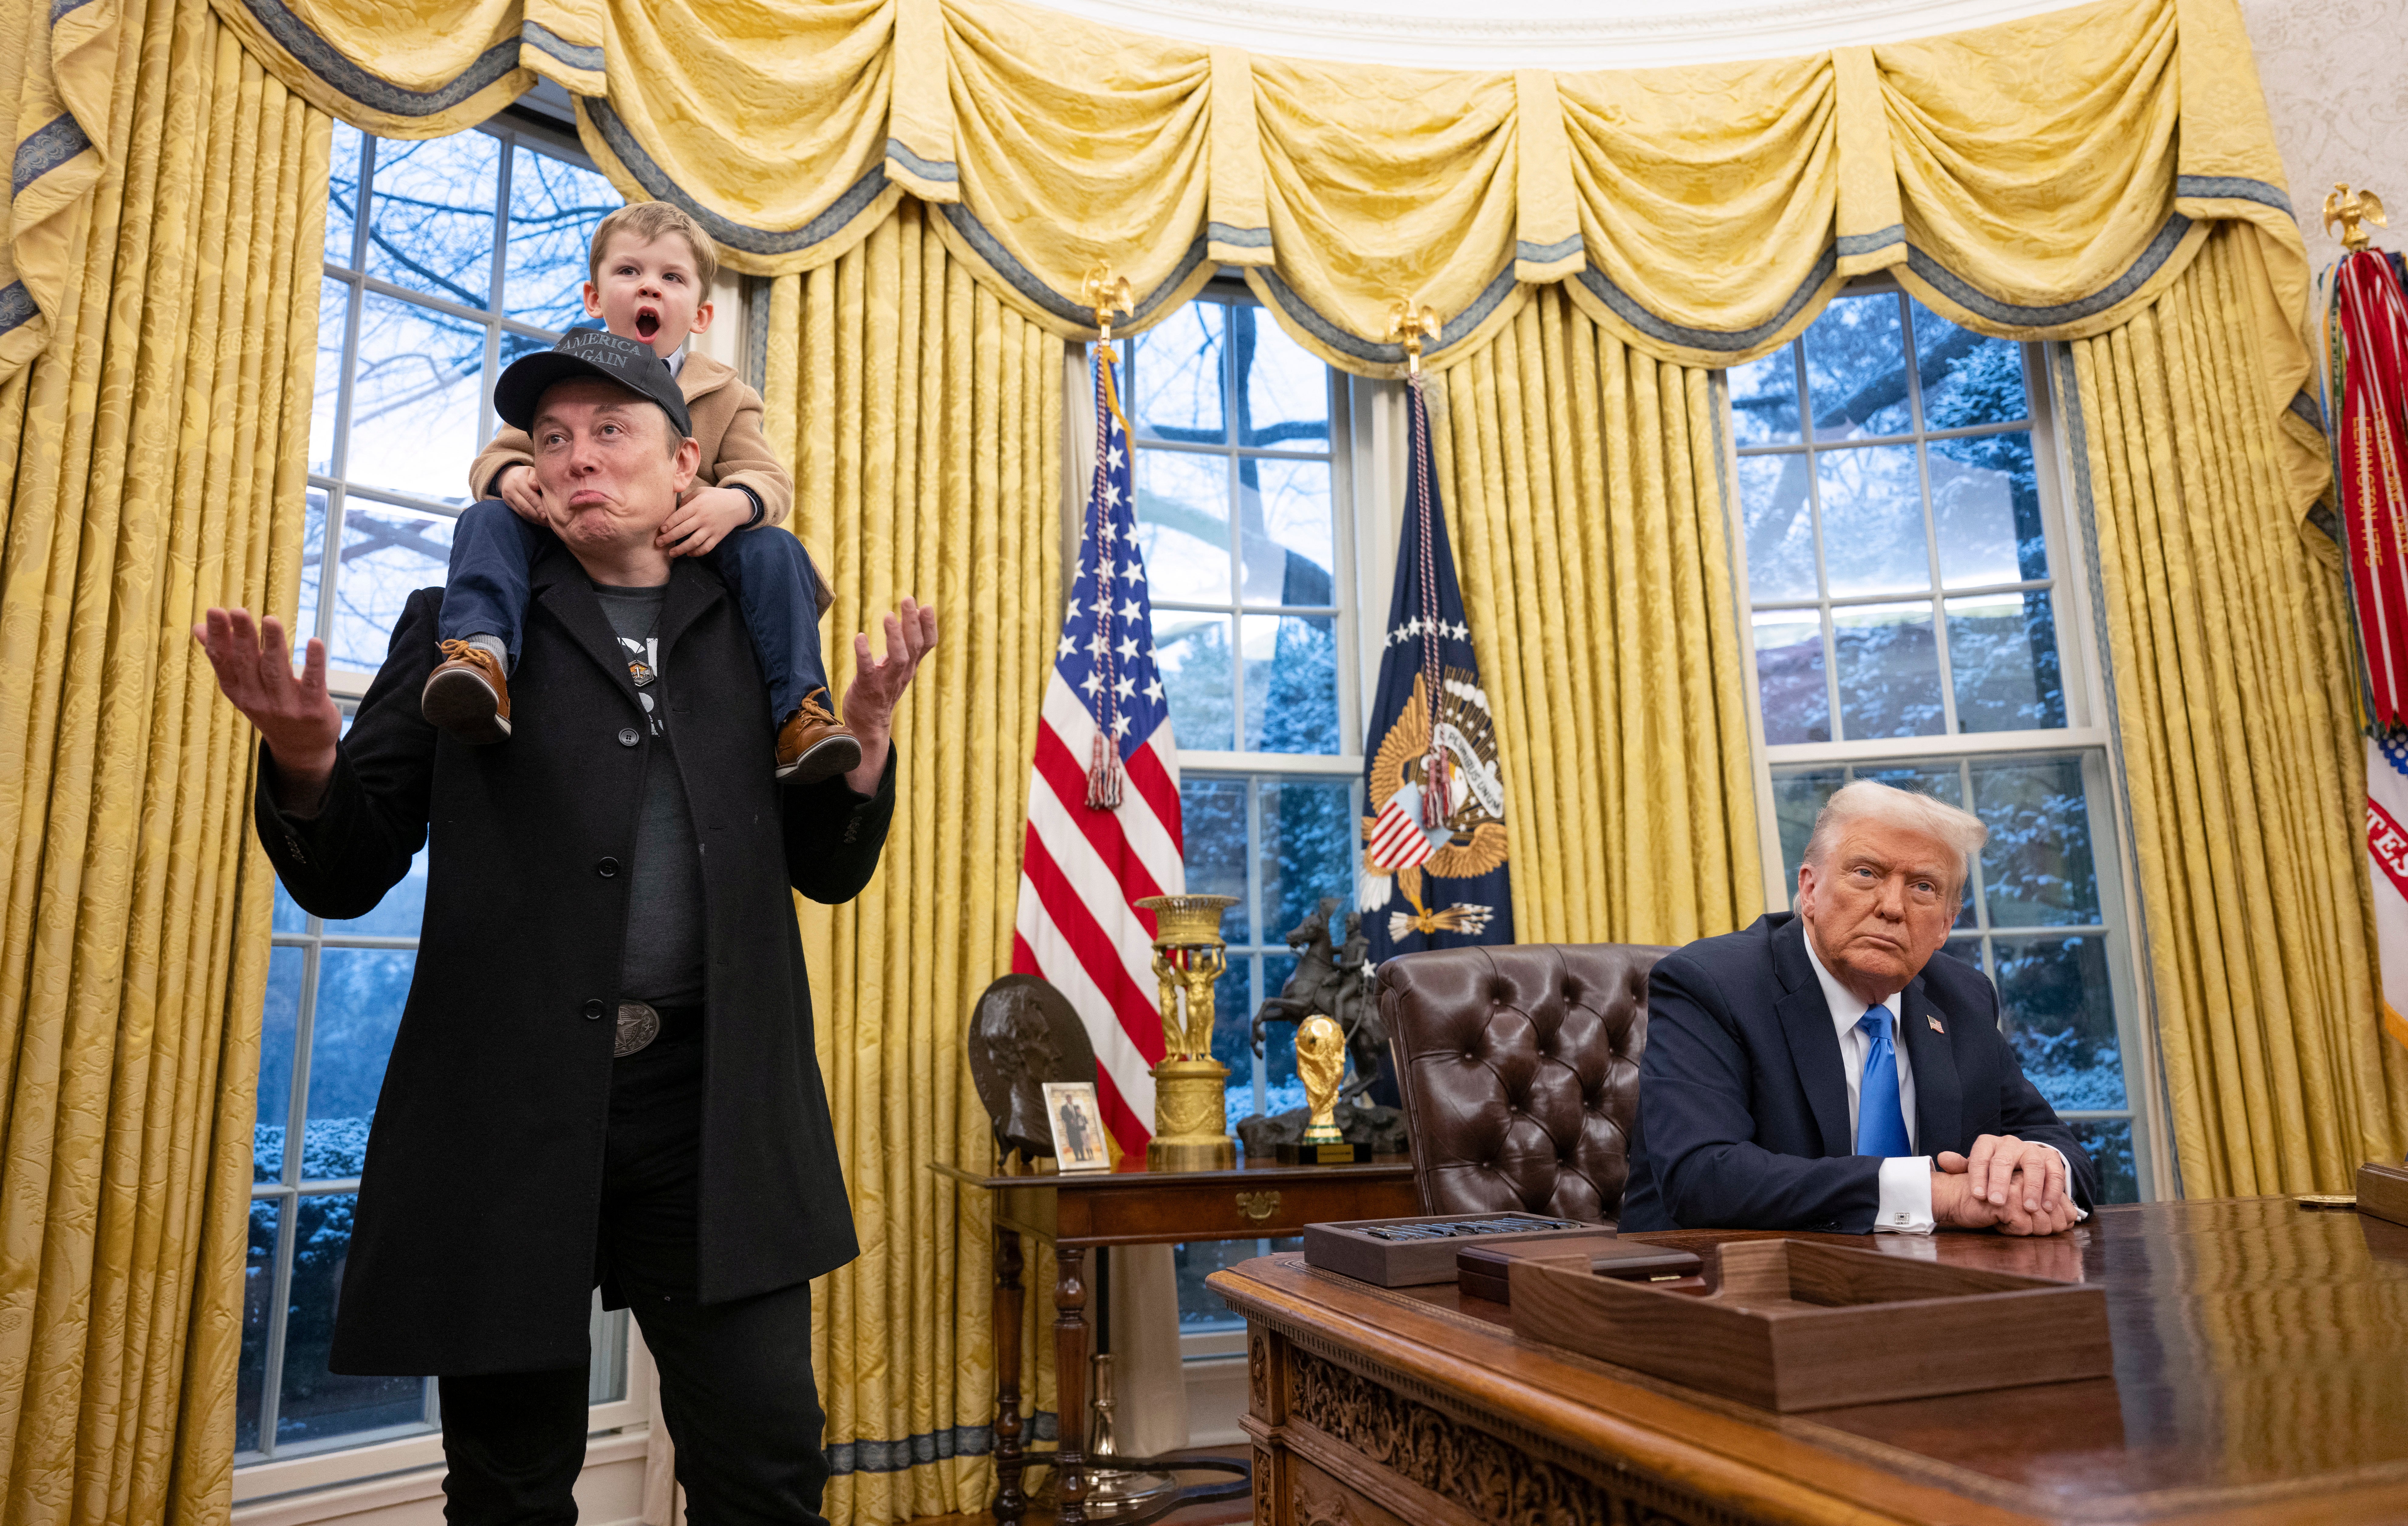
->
[824, 1412, 1058, 1478]
[938, 201, 1207, 327]
[1254, 262, 1517, 365]
[1575, 246, 1837, 353]
[586, 96, 892, 258]
[231, 0, 518, 115]
[13, 113, 90, 195]
[520, 21, 602, 75]
[884, 139, 958, 184]
[0, 281, 37, 336]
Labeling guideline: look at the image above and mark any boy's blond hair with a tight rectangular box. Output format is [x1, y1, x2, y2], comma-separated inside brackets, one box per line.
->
[589, 202, 718, 293]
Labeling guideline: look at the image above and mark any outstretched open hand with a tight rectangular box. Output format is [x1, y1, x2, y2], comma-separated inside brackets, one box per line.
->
[837, 597, 938, 794]
[193, 608, 342, 811]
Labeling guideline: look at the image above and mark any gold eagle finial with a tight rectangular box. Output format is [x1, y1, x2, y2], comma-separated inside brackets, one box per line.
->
[1384, 298, 1440, 378]
[1082, 263, 1134, 346]
[2325, 183, 2388, 253]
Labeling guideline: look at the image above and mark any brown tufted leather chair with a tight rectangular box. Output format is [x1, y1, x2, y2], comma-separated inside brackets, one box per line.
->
[1379, 943, 1670, 1223]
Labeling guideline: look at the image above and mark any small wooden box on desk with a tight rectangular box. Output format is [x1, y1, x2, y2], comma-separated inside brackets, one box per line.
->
[931, 1152, 1418, 1526]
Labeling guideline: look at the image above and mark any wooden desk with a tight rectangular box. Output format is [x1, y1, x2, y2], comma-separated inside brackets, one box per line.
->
[1209, 1197, 2408, 1524]
[934, 1155, 1420, 1525]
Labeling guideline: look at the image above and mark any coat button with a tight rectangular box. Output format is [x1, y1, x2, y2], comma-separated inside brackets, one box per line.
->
[618, 727, 640, 747]
[597, 857, 619, 878]
[583, 999, 604, 1020]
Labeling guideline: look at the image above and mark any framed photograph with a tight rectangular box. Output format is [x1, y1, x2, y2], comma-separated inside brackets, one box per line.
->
[1042, 1081, 1111, 1172]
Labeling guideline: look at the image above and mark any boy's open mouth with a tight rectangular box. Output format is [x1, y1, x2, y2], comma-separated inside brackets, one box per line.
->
[635, 306, 661, 340]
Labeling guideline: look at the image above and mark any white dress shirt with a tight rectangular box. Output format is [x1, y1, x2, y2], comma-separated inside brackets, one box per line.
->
[663, 344, 686, 379]
[1801, 931, 1935, 1233]
[1801, 930, 2084, 1235]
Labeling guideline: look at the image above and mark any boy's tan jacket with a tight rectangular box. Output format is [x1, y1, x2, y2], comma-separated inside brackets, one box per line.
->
[469, 351, 832, 614]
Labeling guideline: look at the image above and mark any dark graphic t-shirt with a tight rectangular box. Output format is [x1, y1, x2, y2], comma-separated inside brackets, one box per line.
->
[594, 583, 707, 1007]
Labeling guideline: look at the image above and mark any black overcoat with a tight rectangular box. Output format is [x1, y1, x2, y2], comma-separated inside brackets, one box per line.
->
[254, 542, 894, 1376]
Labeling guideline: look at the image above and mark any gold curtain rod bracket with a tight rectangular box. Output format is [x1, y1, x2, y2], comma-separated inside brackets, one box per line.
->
[2326, 183, 2388, 253]
[1384, 298, 1439, 378]
[1083, 264, 1134, 347]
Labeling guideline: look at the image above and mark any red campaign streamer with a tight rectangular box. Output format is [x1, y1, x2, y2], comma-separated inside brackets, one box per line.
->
[1409, 373, 1454, 833]
[2333, 249, 2408, 731]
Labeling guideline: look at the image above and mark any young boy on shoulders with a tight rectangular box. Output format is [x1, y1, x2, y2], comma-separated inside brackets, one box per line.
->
[421, 200, 857, 781]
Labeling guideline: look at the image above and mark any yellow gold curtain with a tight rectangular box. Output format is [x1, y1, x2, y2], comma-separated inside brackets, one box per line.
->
[188, 0, 2317, 495]
[759, 200, 1063, 1525]
[2057, 224, 2408, 1195]
[1433, 284, 1763, 945]
[0, 0, 326, 1518]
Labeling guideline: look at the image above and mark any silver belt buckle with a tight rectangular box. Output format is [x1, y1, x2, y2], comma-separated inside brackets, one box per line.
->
[615, 1000, 662, 1058]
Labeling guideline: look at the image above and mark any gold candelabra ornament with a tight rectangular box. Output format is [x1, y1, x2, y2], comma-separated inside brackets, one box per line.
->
[1133, 894, 1240, 1171]
[1385, 297, 1440, 378]
[2325, 183, 2389, 253]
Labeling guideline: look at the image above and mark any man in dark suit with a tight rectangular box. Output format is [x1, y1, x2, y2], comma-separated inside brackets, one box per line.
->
[195, 331, 936, 1523]
[1620, 781, 2094, 1236]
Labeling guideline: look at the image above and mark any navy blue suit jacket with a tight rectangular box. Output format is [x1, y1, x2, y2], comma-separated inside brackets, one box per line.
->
[1619, 913, 2095, 1233]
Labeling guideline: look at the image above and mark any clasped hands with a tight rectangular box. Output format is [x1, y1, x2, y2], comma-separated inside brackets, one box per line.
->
[1931, 1133, 2079, 1235]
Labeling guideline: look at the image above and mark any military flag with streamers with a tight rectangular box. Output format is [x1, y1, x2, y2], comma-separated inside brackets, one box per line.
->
[1012, 346, 1184, 1153]
[1358, 378, 1513, 962]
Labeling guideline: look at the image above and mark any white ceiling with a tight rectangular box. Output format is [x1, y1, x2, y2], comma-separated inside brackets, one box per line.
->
[1031, 0, 2095, 68]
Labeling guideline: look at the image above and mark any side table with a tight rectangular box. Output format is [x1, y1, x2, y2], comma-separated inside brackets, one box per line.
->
[933, 1155, 1419, 1525]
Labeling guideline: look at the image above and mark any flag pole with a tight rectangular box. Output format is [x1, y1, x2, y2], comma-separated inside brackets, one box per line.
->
[1080, 264, 1136, 811]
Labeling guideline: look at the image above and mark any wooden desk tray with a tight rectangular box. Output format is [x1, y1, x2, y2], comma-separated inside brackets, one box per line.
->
[1456, 1234, 1704, 1305]
[1510, 1237, 2111, 1412]
[1301, 1212, 1596, 1287]
[2359, 1160, 2408, 1229]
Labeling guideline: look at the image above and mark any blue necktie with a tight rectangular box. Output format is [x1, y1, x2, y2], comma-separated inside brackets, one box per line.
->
[1855, 1005, 1912, 1157]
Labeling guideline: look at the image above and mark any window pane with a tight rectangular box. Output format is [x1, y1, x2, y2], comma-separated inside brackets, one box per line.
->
[1948, 589, 2066, 732]
[257, 946, 303, 1183]
[367, 133, 500, 310]
[1156, 614, 1235, 751]
[313, 280, 349, 477]
[1134, 450, 1231, 606]
[1856, 761, 1963, 808]
[326, 122, 364, 269]
[504, 146, 620, 331]
[1817, 445, 1928, 597]
[1995, 934, 2125, 1111]
[1174, 1239, 1258, 1328]
[1178, 778, 1250, 945]
[327, 507, 454, 673]
[1239, 459, 1333, 606]
[2068, 1117, 2139, 1204]
[1833, 601, 1944, 739]
[1244, 613, 1337, 755]
[1213, 958, 1254, 1135]
[1728, 350, 1800, 447]
[279, 1192, 426, 1445]
[1233, 305, 1327, 449]
[1971, 756, 2101, 926]
[1127, 304, 1224, 444]
[304, 949, 414, 1181]
[1909, 301, 2027, 432]
[1736, 454, 1816, 600]
[1803, 293, 1910, 440]
[1261, 951, 1301, 1114]
[1753, 611, 1828, 745]
[1260, 778, 1356, 937]
[1931, 432, 2046, 586]
[295, 490, 331, 662]
[1770, 768, 1846, 886]
[1935, 936, 1984, 972]
[324, 846, 430, 938]
[274, 877, 307, 935]
[237, 1196, 282, 1455]
[347, 293, 484, 505]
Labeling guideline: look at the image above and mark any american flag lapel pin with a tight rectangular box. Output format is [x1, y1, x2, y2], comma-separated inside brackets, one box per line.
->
[1928, 1014, 1946, 1034]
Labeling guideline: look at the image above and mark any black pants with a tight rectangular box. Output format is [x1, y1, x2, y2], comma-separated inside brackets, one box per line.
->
[437, 1038, 832, 1524]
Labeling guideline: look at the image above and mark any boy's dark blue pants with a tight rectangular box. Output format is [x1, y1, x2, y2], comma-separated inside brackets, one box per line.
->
[441, 499, 830, 723]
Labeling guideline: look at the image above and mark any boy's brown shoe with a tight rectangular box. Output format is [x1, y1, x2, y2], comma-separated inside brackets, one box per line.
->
[776, 690, 861, 782]
[422, 641, 512, 744]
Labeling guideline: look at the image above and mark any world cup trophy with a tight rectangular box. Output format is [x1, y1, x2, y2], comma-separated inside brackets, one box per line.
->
[1133, 894, 1240, 1171]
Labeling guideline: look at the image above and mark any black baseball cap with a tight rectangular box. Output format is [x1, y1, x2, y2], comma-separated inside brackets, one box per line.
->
[493, 327, 692, 439]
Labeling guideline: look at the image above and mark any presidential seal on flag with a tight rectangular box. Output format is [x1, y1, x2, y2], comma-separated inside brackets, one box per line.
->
[1359, 377, 1513, 961]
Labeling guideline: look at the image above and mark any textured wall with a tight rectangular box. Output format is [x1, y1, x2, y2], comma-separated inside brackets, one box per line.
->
[2240, 0, 2408, 272]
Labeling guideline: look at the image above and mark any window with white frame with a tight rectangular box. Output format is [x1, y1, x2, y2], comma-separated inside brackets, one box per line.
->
[1728, 285, 2149, 1203]
[1117, 289, 1365, 1336]
[243, 115, 633, 1473]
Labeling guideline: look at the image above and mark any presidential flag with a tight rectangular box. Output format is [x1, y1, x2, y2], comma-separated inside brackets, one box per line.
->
[1012, 346, 1184, 1154]
[1359, 378, 1512, 962]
